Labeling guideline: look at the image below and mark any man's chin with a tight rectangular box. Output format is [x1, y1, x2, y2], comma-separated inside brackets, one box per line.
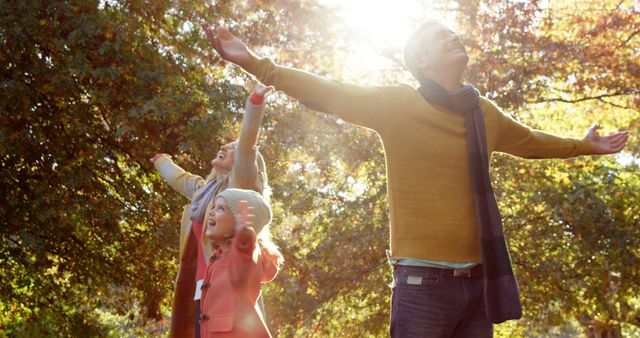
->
[447, 54, 469, 74]
[451, 52, 469, 65]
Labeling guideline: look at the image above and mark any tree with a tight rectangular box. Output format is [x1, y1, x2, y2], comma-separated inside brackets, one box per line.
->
[0, 0, 337, 335]
[1, 0, 638, 336]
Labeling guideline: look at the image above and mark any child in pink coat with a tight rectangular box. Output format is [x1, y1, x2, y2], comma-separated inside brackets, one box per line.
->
[200, 188, 283, 338]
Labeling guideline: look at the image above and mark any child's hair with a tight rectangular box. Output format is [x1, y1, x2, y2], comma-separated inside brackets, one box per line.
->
[216, 189, 283, 267]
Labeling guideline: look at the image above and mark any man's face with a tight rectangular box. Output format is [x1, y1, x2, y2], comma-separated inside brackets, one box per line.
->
[416, 23, 468, 74]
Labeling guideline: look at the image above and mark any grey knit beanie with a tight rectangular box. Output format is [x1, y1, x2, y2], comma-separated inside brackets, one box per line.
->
[216, 188, 272, 235]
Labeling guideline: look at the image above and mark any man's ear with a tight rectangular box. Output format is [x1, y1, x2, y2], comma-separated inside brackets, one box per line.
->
[413, 51, 431, 73]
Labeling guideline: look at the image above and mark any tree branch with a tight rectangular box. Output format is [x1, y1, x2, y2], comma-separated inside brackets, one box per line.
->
[621, 29, 640, 47]
[527, 91, 640, 104]
[598, 98, 640, 112]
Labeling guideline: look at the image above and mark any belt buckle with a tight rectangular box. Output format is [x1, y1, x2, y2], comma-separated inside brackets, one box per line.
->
[453, 268, 471, 278]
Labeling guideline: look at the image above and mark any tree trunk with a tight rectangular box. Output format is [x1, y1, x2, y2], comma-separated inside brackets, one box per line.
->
[585, 322, 622, 338]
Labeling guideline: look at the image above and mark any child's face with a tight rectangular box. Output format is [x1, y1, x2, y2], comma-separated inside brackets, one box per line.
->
[205, 198, 234, 241]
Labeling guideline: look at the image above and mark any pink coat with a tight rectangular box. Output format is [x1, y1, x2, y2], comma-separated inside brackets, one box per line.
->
[200, 227, 279, 338]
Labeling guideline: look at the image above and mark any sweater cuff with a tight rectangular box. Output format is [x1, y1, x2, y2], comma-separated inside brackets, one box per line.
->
[576, 137, 593, 156]
[243, 53, 262, 75]
[153, 155, 177, 177]
[243, 54, 272, 81]
[249, 91, 265, 105]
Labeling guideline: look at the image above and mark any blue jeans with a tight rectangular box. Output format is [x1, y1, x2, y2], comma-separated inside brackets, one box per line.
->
[390, 265, 493, 338]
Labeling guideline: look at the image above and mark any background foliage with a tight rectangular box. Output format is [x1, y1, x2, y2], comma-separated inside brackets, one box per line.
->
[1, 0, 638, 336]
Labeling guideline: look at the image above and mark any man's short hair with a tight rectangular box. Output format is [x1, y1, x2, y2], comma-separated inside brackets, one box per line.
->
[403, 20, 441, 79]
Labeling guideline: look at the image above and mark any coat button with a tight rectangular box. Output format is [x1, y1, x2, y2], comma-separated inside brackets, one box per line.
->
[201, 282, 211, 290]
[200, 314, 209, 322]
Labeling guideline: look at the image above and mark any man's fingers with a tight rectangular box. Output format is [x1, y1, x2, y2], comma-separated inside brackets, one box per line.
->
[612, 141, 627, 152]
[613, 133, 629, 144]
[205, 27, 217, 45]
[603, 137, 628, 153]
[606, 130, 629, 139]
[611, 134, 628, 148]
[211, 37, 221, 54]
[216, 27, 232, 40]
[606, 133, 623, 141]
[202, 24, 225, 57]
[607, 133, 626, 144]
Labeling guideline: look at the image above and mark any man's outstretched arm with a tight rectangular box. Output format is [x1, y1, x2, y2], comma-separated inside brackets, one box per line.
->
[202, 24, 397, 130]
[492, 101, 629, 158]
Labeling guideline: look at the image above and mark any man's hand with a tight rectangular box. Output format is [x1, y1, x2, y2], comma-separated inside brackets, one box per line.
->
[202, 24, 252, 68]
[585, 122, 629, 154]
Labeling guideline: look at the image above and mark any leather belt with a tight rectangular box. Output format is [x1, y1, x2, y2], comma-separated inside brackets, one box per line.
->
[395, 264, 484, 279]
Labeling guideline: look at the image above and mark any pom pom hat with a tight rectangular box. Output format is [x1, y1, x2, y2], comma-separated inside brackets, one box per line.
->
[216, 188, 271, 234]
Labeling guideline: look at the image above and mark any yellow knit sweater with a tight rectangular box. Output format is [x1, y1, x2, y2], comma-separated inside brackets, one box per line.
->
[245, 57, 592, 263]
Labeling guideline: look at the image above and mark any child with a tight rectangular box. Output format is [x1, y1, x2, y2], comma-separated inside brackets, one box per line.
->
[200, 188, 283, 337]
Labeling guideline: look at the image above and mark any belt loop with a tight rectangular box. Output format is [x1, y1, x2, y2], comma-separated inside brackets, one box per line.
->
[385, 250, 396, 267]
[453, 268, 472, 278]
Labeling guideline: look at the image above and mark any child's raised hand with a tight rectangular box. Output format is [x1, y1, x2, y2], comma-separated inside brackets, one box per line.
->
[234, 200, 256, 233]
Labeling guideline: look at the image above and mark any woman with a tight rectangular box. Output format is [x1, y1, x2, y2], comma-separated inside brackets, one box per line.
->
[151, 84, 273, 338]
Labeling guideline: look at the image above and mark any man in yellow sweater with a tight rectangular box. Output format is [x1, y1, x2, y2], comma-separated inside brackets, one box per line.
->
[202, 21, 628, 337]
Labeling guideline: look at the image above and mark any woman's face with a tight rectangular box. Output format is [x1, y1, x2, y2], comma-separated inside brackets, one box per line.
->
[205, 198, 234, 241]
[211, 142, 236, 171]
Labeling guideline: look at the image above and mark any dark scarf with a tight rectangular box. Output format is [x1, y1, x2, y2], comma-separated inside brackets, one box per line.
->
[417, 76, 522, 324]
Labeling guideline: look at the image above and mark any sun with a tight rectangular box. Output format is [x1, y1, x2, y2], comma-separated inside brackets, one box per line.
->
[333, 0, 422, 47]
[320, 0, 458, 81]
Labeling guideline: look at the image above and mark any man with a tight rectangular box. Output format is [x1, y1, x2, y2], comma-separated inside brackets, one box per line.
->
[202, 21, 628, 337]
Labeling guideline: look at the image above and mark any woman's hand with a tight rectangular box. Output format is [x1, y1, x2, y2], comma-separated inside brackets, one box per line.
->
[254, 83, 274, 98]
[249, 84, 275, 105]
[150, 153, 169, 163]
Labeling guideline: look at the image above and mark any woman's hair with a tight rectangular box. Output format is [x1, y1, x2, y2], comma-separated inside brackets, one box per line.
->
[256, 225, 284, 268]
[205, 142, 271, 203]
